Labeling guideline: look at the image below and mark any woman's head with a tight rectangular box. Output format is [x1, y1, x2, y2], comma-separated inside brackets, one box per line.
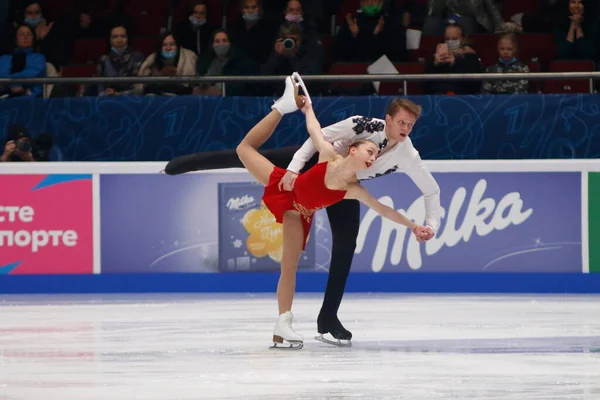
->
[346, 139, 378, 170]
[23, 1, 43, 28]
[497, 33, 518, 62]
[211, 30, 232, 58]
[285, 0, 303, 23]
[157, 32, 179, 60]
[16, 24, 35, 49]
[189, 0, 208, 26]
[109, 25, 128, 53]
[242, 0, 262, 23]
[568, 0, 584, 15]
[444, 23, 465, 50]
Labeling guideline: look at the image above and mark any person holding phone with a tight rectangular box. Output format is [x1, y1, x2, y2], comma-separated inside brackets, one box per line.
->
[422, 23, 483, 95]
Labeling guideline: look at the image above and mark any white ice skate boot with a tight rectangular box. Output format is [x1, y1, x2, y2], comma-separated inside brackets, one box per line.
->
[271, 311, 304, 349]
[271, 76, 302, 115]
[291, 72, 312, 105]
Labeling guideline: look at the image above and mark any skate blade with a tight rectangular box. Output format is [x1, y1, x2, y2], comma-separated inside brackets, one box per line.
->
[292, 72, 312, 105]
[270, 341, 304, 350]
[315, 334, 352, 347]
[270, 335, 304, 350]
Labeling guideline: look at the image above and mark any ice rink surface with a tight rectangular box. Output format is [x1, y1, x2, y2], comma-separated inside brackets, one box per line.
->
[1, 293, 599, 400]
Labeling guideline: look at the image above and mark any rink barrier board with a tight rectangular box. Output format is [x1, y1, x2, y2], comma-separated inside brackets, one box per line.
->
[1, 161, 600, 294]
[0, 273, 599, 294]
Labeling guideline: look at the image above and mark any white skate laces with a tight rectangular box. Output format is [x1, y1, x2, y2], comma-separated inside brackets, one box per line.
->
[271, 311, 304, 350]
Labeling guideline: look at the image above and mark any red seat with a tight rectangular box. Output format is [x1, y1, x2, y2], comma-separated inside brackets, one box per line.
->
[376, 62, 425, 95]
[518, 33, 556, 70]
[544, 60, 595, 94]
[124, 0, 169, 37]
[328, 62, 368, 89]
[71, 39, 107, 64]
[61, 64, 97, 77]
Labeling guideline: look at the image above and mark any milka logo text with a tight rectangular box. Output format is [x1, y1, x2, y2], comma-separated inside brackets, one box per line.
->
[227, 195, 255, 211]
[356, 179, 533, 271]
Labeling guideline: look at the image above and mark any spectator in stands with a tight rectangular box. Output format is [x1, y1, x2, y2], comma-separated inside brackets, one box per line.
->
[175, 0, 216, 56]
[5, 1, 70, 70]
[262, 21, 324, 95]
[137, 31, 197, 95]
[232, 0, 279, 65]
[554, 0, 597, 59]
[423, 23, 484, 94]
[195, 29, 261, 96]
[0, 24, 46, 98]
[482, 33, 530, 94]
[334, 0, 407, 62]
[278, 0, 318, 40]
[90, 24, 144, 96]
[422, 0, 505, 36]
[1, 125, 53, 162]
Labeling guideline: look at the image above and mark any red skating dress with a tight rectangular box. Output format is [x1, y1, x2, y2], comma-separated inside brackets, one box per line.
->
[262, 162, 347, 249]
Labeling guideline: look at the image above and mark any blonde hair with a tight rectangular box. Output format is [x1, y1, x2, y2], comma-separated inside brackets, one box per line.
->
[498, 33, 519, 55]
[347, 139, 377, 155]
[386, 98, 422, 120]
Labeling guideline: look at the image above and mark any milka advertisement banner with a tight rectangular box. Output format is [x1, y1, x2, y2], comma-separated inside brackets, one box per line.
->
[99, 171, 582, 273]
[0, 175, 93, 275]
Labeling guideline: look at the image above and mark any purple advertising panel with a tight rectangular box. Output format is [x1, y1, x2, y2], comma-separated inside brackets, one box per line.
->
[352, 172, 582, 272]
[100, 171, 581, 274]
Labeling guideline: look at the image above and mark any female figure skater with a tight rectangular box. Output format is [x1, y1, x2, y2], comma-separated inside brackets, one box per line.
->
[236, 75, 428, 349]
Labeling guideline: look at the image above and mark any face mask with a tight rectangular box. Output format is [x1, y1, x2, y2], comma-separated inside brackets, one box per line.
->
[499, 57, 517, 65]
[242, 12, 260, 22]
[189, 15, 206, 27]
[25, 16, 41, 27]
[213, 43, 231, 57]
[361, 4, 382, 16]
[285, 14, 303, 23]
[161, 50, 176, 59]
[111, 47, 123, 55]
[446, 39, 461, 50]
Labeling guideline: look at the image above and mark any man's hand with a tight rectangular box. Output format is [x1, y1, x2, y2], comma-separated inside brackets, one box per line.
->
[4, 141, 16, 155]
[278, 170, 298, 191]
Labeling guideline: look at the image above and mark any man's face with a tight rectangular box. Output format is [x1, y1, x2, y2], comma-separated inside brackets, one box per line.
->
[384, 108, 416, 143]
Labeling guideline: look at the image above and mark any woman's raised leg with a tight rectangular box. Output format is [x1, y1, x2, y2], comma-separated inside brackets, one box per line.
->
[235, 110, 282, 185]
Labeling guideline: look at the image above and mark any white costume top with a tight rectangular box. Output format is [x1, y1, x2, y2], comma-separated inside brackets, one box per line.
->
[287, 115, 442, 233]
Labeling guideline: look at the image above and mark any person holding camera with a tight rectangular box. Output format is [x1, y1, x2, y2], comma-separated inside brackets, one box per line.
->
[1, 125, 54, 162]
[262, 21, 324, 96]
[1, 127, 36, 163]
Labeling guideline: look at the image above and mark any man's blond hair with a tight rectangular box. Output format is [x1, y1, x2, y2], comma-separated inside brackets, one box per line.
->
[386, 98, 422, 120]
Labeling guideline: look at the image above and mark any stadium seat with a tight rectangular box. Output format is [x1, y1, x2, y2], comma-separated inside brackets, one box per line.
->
[544, 59, 596, 94]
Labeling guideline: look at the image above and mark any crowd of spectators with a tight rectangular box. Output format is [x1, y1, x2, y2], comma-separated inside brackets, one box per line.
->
[0, 0, 598, 99]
